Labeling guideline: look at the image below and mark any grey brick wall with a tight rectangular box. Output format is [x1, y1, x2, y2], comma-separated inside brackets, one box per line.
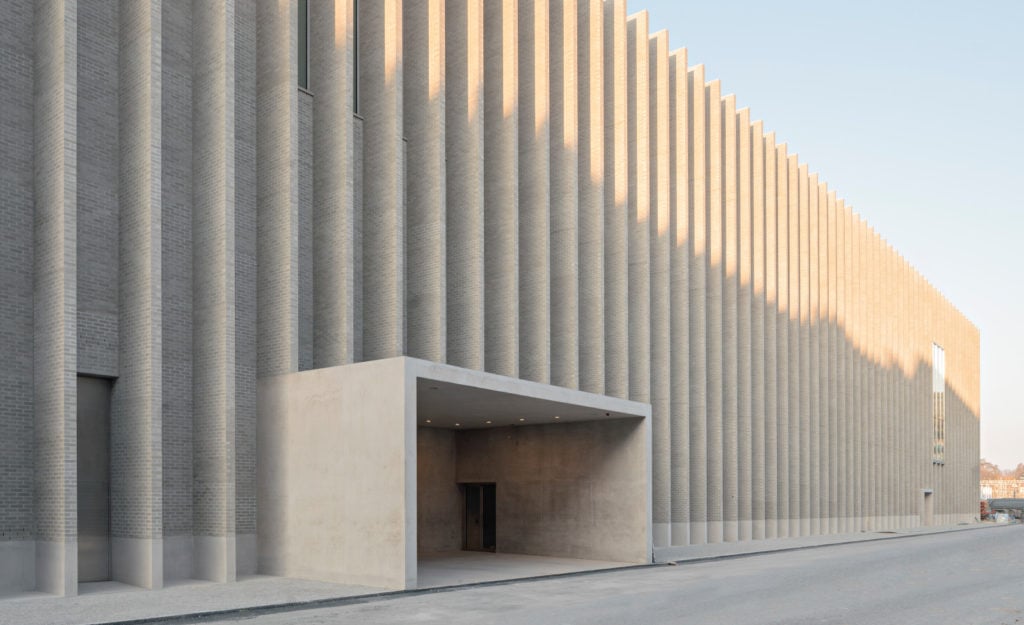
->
[299, 92, 313, 371]
[0, 0, 36, 542]
[160, 0, 192, 539]
[77, 0, 119, 378]
[111, 0, 162, 542]
[0, 0, 989, 581]
[234, 0, 257, 539]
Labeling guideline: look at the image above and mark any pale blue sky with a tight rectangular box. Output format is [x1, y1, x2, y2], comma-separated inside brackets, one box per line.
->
[639, 0, 1024, 468]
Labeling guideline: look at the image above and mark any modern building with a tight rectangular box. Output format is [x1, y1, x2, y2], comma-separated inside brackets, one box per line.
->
[0, 0, 980, 597]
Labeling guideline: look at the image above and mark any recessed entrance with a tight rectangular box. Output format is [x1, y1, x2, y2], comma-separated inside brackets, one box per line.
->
[920, 489, 934, 527]
[77, 375, 112, 582]
[462, 483, 496, 552]
[257, 356, 651, 590]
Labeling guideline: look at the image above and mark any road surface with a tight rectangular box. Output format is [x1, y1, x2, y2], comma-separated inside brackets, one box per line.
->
[191, 525, 1023, 625]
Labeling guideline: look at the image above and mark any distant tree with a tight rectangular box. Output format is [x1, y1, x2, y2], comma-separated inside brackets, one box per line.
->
[980, 458, 1003, 480]
[1012, 463, 1024, 480]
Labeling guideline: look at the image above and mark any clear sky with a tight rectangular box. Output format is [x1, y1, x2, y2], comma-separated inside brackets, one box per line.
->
[637, 0, 1024, 468]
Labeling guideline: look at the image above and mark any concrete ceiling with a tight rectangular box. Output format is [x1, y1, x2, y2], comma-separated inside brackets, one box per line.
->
[415, 378, 642, 430]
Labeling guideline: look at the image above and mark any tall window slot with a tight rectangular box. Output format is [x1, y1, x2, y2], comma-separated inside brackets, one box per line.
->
[932, 343, 945, 464]
[298, 0, 309, 89]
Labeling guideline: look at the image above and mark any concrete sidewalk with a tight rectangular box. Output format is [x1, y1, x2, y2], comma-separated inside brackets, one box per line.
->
[0, 522, 1000, 625]
[653, 521, 993, 563]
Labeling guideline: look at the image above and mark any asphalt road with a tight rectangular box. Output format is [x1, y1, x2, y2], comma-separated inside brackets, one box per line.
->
[196, 525, 1023, 625]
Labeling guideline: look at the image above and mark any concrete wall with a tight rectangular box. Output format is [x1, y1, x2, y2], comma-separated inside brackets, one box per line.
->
[416, 428, 462, 553]
[257, 360, 414, 590]
[455, 420, 649, 564]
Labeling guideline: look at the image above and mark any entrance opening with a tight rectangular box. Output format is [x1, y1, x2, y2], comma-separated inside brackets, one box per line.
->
[77, 376, 112, 582]
[921, 489, 934, 527]
[462, 483, 496, 552]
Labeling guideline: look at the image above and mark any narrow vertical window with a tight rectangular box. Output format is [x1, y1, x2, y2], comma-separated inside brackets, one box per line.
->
[353, 0, 359, 113]
[298, 0, 309, 89]
[932, 343, 945, 464]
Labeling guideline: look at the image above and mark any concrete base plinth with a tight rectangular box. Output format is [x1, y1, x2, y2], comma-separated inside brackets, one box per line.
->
[0, 541, 35, 596]
[36, 540, 75, 596]
[113, 537, 162, 590]
[163, 535, 193, 582]
[653, 523, 671, 548]
[671, 523, 689, 547]
[193, 536, 236, 583]
[236, 534, 257, 575]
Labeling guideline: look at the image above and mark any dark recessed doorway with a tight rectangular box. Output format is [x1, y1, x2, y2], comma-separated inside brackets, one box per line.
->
[77, 375, 112, 582]
[463, 483, 496, 552]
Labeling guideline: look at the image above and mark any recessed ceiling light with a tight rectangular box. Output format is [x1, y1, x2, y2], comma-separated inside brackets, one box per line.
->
[554, 415, 560, 419]
[454, 423, 461, 427]
[519, 417, 525, 422]
[425, 419, 431, 423]
[485, 420, 492, 424]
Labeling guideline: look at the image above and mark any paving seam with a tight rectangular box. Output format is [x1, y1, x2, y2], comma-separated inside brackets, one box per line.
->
[662, 522, 1008, 565]
[74, 523, 1011, 625]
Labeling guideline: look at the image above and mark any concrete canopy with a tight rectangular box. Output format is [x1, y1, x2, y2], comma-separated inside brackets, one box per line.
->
[416, 373, 646, 430]
[259, 357, 652, 591]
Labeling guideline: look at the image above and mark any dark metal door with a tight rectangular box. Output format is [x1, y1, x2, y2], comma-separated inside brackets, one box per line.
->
[77, 376, 111, 582]
[463, 483, 496, 552]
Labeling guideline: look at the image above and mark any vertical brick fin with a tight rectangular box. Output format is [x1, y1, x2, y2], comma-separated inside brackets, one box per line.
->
[404, 0, 446, 364]
[836, 198, 849, 533]
[601, 0, 627, 399]
[648, 30, 670, 547]
[160, 0, 194, 577]
[576, 0, 604, 395]
[686, 65, 707, 546]
[774, 143, 789, 538]
[359, 0, 406, 361]
[737, 107, 753, 542]
[763, 132, 779, 539]
[705, 79, 722, 544]
[785, 153, 798, 538]
[849, 206, 861, 531]
[232, 0, 258, 574]
[312, 0, 356, 368]
[256, 1, 300, 374]
[820, 182, 834, 534]
[33, 0, 78, 597]
[819, 188, 835, 528]
[517, 0, 551, 384]
[798, 163, 811, 537]
[549, 0, 579, 390]
[668, 48, 690, 546]
[482, 0, 518, 378]
[722, 94, 738, 543]
[625, 12, 650, 409]
[444, 0, 485, 372]
[256, 0, 299, 376]
[192, 0, 236, 584]
[808, 171, 820, 535]
[750, 121, 767, 540]
[114, 0, 163, 590]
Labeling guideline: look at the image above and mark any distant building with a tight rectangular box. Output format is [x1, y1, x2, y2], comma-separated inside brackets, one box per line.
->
[981, 480, 1024, 500]
[2, 0, 980, 599]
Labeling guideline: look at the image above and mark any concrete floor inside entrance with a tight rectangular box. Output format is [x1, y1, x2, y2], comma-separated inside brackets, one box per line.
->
[416, 551, 626, 588]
